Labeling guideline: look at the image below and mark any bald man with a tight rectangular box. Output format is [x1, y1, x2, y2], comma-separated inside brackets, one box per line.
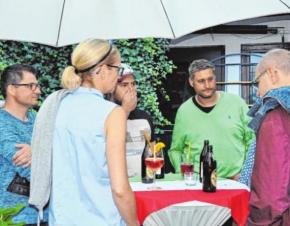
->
[247, 49, 290, 226]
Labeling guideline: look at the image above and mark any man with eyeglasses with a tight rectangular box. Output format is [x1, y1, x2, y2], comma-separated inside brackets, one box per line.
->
[0, 64, 47, 225]
[247, 49, 290, 226]
[112, 63, 155, 180]
[169, 59, 255, 180]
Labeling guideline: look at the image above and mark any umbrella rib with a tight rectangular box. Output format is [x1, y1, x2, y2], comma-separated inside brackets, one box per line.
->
[159, 0, 176, 38]
[56, 0, 67, 47]
[279, 0, 290, 9]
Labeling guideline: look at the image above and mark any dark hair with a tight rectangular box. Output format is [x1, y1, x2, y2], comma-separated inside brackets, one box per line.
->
[0, 64, 37, 98]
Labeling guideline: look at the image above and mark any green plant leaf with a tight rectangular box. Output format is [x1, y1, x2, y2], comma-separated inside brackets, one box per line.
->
[0, 39, 175, 133]
[0, 204, 25, 225]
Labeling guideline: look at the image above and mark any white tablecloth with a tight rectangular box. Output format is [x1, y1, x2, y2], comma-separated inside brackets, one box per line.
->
[143, 200, 231, 226]
[131, 179, 249, 191]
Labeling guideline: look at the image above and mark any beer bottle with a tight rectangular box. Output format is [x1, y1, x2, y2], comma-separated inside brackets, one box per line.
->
[199, 140, 209, 182]
[141, 144, 153, 184]
[202, 145, 217, 192]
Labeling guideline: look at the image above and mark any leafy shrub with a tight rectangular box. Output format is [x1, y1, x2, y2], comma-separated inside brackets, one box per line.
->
[0, 41, 72, 103]
[0, 39, 175, 130]
[115, 38, 175, 129]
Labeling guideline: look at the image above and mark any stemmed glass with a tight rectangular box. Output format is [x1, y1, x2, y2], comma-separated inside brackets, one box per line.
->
[144, 145, 164, 190]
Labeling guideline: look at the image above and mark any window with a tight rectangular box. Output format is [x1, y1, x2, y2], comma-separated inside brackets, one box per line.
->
[241, 43, 290, 104]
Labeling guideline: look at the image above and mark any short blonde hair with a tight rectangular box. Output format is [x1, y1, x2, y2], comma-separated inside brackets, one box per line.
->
[61, 39, 120, 89]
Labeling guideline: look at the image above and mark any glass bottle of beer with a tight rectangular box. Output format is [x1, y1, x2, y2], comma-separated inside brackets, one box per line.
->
[202, 145, 217, 192]
[141, 144, 153, 183]
[199, 140, 209, 182]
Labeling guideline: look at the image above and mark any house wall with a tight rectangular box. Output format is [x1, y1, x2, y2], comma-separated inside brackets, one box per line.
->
[169, 20, 290, 95]
[170, 20, 290, 52]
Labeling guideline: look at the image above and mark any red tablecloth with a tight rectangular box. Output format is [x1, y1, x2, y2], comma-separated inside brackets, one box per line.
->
[134, 189, 249, 226]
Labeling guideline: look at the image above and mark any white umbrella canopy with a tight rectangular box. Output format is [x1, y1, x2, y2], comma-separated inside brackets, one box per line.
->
[0, 0, 289, 47]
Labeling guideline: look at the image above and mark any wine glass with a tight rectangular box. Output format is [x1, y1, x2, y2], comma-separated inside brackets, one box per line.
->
[145, 146, 164, 190]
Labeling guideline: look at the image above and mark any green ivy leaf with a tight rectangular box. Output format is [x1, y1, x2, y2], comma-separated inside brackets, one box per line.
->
[0, 39, 175, 133]
[0, 204, 25, 225]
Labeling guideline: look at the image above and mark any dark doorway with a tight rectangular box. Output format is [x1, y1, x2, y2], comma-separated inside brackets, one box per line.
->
[160, 46, 225, 123]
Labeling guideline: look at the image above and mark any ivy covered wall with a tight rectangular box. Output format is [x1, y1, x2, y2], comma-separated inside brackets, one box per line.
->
[0, 38, 175, 130]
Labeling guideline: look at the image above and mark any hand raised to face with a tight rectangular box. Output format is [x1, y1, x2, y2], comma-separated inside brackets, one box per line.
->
[121, 89, 137, 116]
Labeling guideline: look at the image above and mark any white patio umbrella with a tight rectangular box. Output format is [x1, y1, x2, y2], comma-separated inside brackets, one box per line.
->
[0, 0, 289, 47]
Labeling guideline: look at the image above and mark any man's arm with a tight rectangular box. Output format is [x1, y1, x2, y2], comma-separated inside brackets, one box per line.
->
[168, 109, 185, 173]
[240, 102, 255, 153]
[1, 137, 32, 168]
[239, 140, 256, 186]
[229, 101, 255, 181]
[248, 108, 290, 225]
[13, 144, 32, 167]
[121, 89, 137, 117]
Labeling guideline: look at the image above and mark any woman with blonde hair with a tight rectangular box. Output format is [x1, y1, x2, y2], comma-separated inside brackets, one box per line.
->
[29, 39, 139, 226]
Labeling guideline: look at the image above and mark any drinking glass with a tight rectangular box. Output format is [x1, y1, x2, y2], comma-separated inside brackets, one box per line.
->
[180, 153, 194, 176]
[145, 147, 164, 190]
[184, 171, 198, 186]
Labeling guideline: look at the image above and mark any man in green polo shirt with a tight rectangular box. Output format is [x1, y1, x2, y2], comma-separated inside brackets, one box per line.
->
[169, 59, 254, 179]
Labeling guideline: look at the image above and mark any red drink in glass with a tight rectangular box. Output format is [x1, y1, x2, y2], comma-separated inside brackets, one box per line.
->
[145, 158, 164, 170]
[180, 163, 194, 175]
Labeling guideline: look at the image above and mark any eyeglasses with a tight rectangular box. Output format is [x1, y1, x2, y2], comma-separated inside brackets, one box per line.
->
[107, 64, 124, 76]
[118, 81, 138, 88]
[12, 83, 40, 91]
[252, 70, 267, 88]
